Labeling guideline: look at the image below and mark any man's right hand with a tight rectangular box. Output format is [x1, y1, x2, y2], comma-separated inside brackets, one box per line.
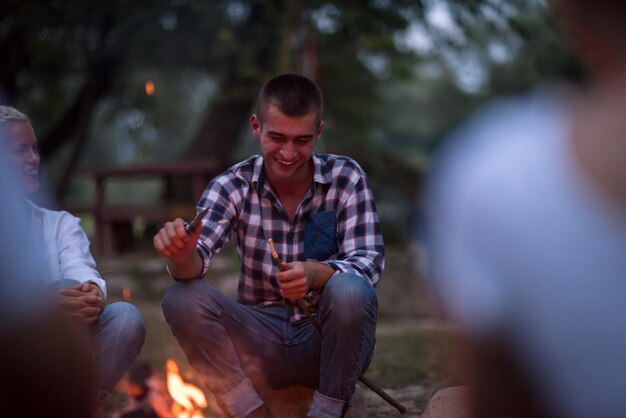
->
[153, 218, 202, 260]
[153, 218, 204, 280]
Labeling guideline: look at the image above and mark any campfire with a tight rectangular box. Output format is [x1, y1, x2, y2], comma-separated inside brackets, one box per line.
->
[166, 359, 208, 418]
[112, 359, 216, 418]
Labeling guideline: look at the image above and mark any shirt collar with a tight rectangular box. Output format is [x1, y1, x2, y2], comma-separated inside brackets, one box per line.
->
[251, 155, 264, 185]
[312, 153, 333, 185]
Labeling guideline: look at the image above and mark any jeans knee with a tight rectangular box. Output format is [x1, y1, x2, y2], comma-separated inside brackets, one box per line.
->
[322, 274, 377, 323]
[162, 279, 200, 319]
[161, 279, 222, 327]
[104, 302, 145, 348]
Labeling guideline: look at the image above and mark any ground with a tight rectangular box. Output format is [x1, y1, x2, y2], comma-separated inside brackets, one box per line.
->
[97, 244, 462, 417]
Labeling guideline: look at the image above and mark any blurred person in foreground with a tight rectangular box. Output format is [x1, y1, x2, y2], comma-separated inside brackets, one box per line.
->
[0, 119, 95, 417]
[422, 1, 626, 417]
[0, 105, 146, 401]
[154, 74, 383, 418]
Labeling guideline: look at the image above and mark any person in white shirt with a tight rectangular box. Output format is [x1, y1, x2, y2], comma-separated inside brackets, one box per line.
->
[0, 144, 97, 418]
[0, 105, 145, 397]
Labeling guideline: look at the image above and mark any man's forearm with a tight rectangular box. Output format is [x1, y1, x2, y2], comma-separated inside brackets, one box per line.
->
[167, 250, 204, 280]
[307, 262, 336, 290]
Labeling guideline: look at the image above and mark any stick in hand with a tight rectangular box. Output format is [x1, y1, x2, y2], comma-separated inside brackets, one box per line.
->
[268, 238, 321, 333]
[267, 238, 407, 414]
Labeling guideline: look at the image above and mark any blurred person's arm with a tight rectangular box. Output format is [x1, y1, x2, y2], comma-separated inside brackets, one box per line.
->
[468, 335, 555, 418]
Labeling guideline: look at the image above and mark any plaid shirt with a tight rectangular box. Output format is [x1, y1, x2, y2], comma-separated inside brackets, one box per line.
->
[194, 153, 385, 321]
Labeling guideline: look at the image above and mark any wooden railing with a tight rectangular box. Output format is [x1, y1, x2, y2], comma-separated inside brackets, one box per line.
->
[63, 161, 228, 254]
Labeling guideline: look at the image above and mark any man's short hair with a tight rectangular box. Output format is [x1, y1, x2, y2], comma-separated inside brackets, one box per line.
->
[257, 74, 323, 124]
[0, 106, 30, 127]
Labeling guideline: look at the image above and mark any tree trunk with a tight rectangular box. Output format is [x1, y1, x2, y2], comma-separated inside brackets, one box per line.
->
[183, 0, 284, 162]
[38, 52, 118, 161]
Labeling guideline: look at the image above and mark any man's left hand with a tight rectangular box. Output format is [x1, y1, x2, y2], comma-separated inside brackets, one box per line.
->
[275, 262, 312, 300]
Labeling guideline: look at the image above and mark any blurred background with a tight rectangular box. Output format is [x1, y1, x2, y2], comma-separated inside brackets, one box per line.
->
[0, 0, 586, 415]
[1, 0, 585, 242]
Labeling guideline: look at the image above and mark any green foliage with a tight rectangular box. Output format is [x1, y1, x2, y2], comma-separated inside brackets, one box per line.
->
[2, 0, 581, 240]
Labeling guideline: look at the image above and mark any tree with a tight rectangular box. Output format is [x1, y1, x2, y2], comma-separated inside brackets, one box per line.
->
[1, 0, 579, 213]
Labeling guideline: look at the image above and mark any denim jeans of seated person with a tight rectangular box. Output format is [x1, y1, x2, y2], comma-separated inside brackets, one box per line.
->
[50, 279, 146, 394]
[162, 273, 378, 418]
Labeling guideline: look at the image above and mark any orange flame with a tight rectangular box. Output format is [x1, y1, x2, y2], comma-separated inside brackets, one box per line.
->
[122, 287, 132, 300]
[145, 80, 155, 96]
[166, 359, 207, 418]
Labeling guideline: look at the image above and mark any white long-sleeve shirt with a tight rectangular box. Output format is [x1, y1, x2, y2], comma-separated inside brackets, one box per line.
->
[28, 200, 107, 299]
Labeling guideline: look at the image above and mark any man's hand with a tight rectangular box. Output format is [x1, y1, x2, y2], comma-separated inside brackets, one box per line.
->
[153, 218, 204, 280]
[276, 262, 335, 300]
[275, 262, 311, 300]
[276, 261, 313, 300]
[153, 218, 202, 260]
[57, 282, 104, 324]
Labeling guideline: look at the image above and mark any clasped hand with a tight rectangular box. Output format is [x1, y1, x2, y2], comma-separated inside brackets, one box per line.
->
[56, 282, 104, 324]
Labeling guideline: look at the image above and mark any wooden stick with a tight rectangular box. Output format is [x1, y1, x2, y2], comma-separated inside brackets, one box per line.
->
[268, 239, 321, 333]
[267, 239, 407, 414]
[357, 375, 407, 414]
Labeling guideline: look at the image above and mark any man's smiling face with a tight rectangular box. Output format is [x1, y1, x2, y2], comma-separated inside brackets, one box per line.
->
[251, 104, 324, 186]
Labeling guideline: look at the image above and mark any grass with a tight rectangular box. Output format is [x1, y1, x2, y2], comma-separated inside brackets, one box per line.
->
[369, 329, 457, 388]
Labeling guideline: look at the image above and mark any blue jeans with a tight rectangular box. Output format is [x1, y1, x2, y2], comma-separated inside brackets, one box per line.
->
[93, 301, 145, 392]
[51, 279, 145, 393]
[162, 273, 378, 418]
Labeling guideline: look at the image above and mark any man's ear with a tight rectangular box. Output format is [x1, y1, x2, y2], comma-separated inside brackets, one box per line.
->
[316, 120, 325, 140]
[250, 114, 262, 140]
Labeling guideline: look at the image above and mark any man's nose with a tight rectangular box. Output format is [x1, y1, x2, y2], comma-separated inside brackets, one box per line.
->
[280, 142, 297, 159]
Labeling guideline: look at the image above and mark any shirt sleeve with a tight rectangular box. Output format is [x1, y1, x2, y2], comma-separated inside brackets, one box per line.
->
[194, 175, 241, 277]
[321, 172, 385, 286]
[57, 212, 107, 299]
